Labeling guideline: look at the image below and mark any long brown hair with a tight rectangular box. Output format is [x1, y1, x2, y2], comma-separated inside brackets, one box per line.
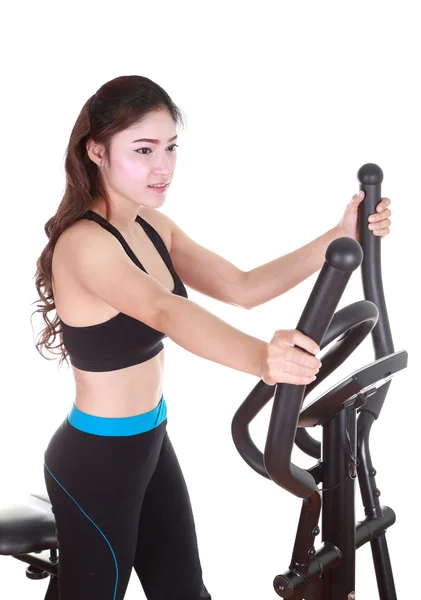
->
[30, 75, 186, 368]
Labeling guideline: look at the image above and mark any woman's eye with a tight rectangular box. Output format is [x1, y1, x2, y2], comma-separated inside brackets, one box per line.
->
[135, 144, 179, 155]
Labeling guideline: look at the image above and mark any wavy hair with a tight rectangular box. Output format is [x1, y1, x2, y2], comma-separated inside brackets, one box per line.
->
[30, 75, 186, 367]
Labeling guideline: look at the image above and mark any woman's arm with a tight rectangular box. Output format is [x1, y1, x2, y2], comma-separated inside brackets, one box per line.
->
[244, 226, 341, 308]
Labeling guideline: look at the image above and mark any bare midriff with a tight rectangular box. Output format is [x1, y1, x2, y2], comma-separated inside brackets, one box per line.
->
[52, 206, 174, 419]
[71, 350, 166, 418]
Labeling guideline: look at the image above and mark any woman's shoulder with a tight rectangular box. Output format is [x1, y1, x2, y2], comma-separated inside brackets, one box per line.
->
[137, 207, 173, 254]
[55, 206, 174, 255]
[55, 214, 101, 250]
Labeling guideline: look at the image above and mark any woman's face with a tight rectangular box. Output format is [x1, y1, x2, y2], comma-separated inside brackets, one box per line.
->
[91, 108, 178, 208]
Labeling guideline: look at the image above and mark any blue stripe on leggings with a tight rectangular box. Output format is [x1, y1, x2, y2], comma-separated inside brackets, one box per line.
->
[67, 394, 167, 436]
[44, 461, 119, 600]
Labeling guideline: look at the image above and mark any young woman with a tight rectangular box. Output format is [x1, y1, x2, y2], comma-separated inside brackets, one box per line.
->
[32, 74, 391, 600]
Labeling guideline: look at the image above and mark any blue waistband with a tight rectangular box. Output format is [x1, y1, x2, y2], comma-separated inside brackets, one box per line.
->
[67, 394, 167, 436]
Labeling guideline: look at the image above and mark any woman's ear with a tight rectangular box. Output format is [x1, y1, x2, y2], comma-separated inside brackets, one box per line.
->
[86, 139, 104, 167]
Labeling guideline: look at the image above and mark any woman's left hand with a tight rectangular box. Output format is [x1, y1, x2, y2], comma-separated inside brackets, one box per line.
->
[337, 190, 392, 242]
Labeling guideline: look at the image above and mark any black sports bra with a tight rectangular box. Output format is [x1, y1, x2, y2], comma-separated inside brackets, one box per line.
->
[59, 209, 188, 372]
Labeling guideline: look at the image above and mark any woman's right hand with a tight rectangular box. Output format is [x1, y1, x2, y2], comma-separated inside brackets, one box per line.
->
[260, 329, 322, 386]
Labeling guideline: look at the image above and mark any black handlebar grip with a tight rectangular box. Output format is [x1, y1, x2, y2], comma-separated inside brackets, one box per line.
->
[357, 164, 394, 358]
[263, 237, 363, 498]
[357, 164, 394, 419]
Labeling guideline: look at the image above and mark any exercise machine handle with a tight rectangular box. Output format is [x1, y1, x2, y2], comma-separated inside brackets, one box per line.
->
[294, 164, 397, 457]
[262, 237, 363, 498]
[357, 164, 394, 418]
[231, 164, 399, 498]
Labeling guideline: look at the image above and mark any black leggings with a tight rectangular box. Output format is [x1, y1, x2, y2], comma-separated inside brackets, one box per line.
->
[43, 394, 211, 600]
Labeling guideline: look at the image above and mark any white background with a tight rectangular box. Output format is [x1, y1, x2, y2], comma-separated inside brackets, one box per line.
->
[0, 1, 419, 599]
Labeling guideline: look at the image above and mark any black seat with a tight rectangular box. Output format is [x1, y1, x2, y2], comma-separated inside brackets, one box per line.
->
[0, 492, 57, 556]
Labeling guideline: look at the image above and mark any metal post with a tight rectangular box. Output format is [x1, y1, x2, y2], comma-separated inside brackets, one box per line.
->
[322, 407, 357, 599]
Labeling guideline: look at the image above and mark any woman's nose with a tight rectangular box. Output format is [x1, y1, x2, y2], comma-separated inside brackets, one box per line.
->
[153, 151, 173, 174]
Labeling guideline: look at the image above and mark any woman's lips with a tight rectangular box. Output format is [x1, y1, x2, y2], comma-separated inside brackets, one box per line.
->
[148, 183, 170, 193]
